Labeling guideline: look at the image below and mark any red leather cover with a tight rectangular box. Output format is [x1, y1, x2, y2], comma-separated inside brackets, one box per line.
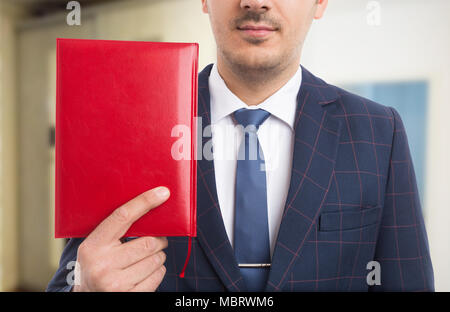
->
[55, 38, 198, 238]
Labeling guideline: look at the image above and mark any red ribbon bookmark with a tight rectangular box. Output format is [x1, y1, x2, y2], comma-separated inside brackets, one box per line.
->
[179, 236, 193, 278]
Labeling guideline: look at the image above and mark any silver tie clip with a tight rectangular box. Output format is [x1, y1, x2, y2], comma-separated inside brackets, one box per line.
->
[238, 263, 271, 268]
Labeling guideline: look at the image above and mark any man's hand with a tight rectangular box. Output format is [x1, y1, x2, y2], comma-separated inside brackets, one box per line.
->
[72, 186, 170, 292]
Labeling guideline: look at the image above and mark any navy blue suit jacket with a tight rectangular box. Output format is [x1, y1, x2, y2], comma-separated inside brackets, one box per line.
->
[47, 64, 434, 292]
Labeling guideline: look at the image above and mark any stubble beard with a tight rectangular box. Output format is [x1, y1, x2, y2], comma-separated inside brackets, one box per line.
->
[218, 39, 300, 87]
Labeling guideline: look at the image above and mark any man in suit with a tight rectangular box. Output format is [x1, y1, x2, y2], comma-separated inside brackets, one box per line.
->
[47, 0, 434, 291]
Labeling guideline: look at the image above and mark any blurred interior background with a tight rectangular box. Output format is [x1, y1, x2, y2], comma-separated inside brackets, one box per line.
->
[0, 0, 449, 291]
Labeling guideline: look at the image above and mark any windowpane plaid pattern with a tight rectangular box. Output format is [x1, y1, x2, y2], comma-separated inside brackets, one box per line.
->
[47, 64, 433, 292]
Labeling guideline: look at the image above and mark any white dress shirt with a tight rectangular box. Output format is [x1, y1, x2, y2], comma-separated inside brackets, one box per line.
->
[208, 63, 302, 258]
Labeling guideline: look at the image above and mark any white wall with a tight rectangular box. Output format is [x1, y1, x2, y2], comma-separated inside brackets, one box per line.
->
[302, 0, 450, 291]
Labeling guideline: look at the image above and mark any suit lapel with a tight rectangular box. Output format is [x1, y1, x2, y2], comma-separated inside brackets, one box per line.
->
[195, 64, 246, 291]
[265, 66, 343, 291]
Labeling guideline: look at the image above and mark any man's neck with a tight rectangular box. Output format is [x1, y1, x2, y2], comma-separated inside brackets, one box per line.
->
[216, 57, 301, 106]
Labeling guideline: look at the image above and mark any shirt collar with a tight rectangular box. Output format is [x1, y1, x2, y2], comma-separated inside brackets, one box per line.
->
[209, 63, 302, 130]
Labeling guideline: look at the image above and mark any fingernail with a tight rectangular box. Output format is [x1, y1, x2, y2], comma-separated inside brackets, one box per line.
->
[154, 186, 170, 199]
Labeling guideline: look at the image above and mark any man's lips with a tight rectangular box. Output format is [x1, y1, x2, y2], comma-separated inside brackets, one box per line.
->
[237, 24, 278, 38]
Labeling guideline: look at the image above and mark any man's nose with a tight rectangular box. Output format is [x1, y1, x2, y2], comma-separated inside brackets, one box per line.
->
[240, 0, 271, 13]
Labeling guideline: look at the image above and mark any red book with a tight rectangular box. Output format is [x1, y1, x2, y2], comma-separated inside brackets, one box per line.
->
[55, 39, 198, 265]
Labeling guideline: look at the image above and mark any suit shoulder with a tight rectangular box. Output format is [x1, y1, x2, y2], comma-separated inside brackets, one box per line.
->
[323, 84, 397, 145]
[330, 85, 394, 119]
[300, 66, 394, 119]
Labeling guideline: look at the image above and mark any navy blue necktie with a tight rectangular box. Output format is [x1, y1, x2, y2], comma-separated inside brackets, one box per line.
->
[233, 108, 271, 292]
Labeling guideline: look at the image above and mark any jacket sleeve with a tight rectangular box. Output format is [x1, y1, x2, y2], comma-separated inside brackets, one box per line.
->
[370, 107, 434, 291]
[46, 238, 84, 292]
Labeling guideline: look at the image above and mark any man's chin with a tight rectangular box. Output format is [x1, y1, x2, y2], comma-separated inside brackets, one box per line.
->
[231, 57, 281, 73]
